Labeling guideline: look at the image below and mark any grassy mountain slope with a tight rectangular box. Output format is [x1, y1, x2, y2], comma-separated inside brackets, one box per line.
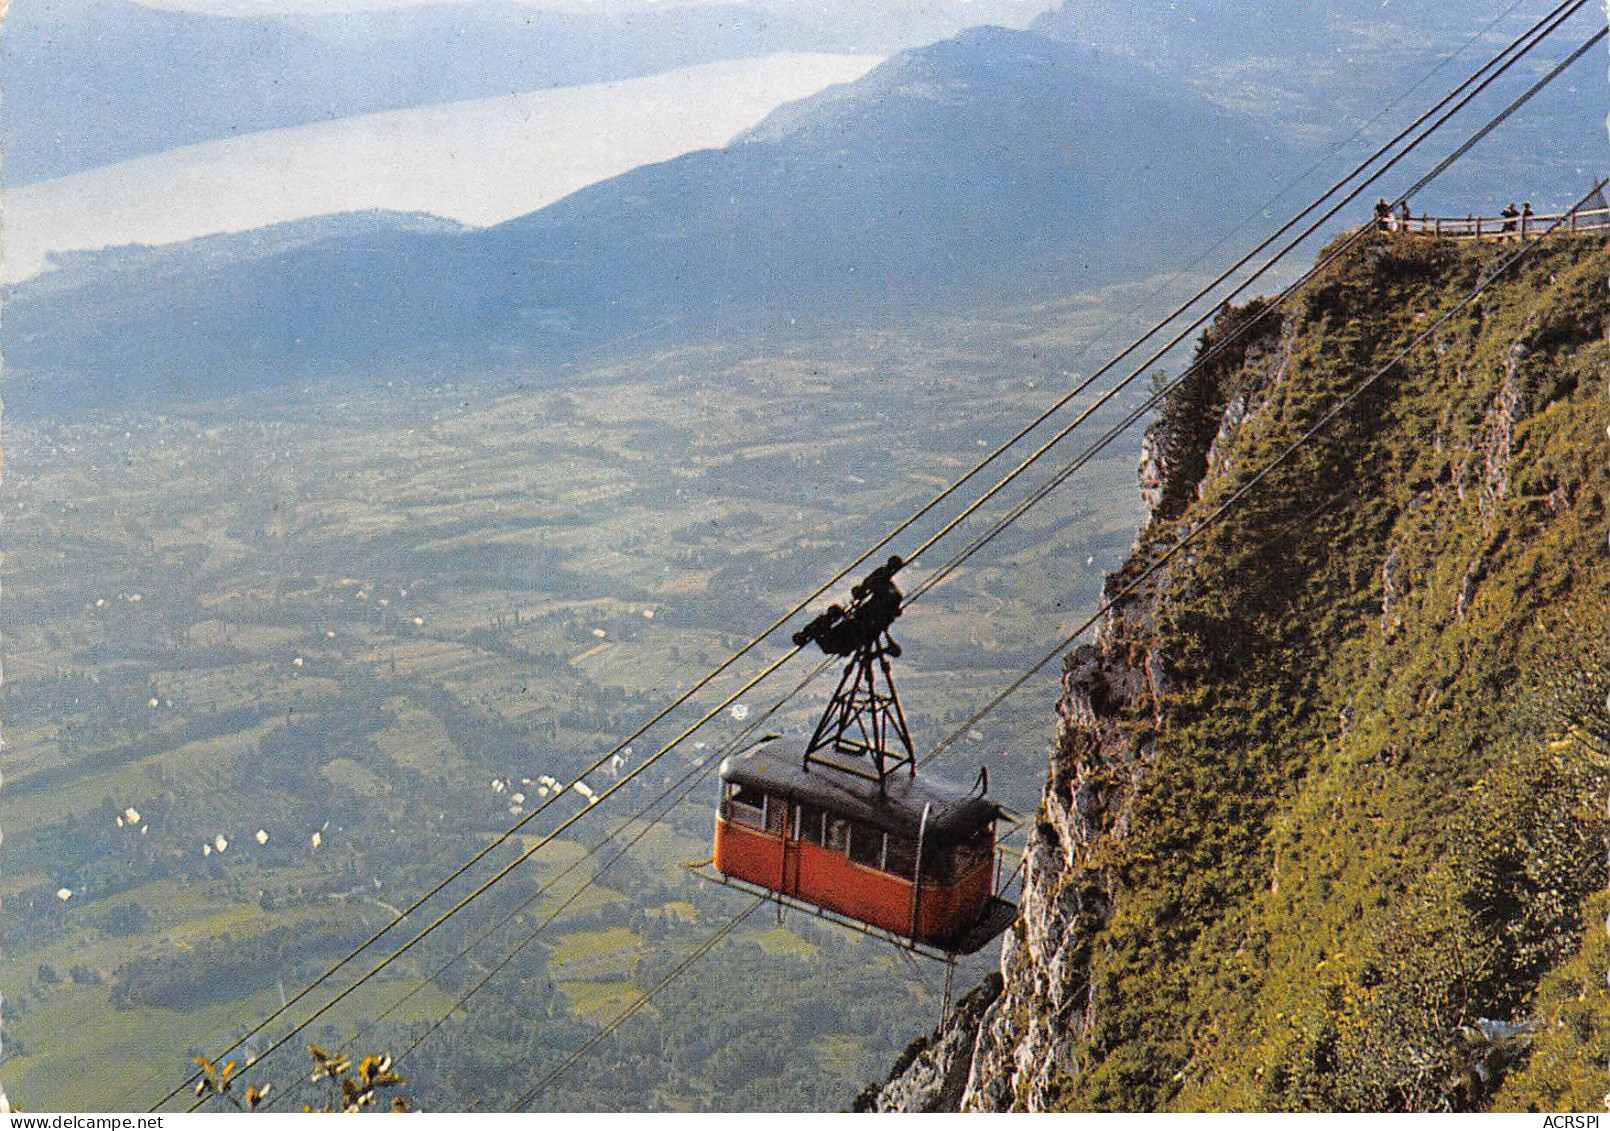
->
[871, 230, 1610, 1110]
[1088, 232, 1610, 1112]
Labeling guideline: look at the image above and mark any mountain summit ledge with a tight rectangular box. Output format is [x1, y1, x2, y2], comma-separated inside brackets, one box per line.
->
[861, 230, 1610, 1111]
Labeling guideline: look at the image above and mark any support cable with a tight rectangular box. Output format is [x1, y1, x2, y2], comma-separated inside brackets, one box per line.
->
[920, 178, 1609, 771]
[155, 5, 1594, 1107]
[504, 895, 768, 1112]
[897, 0, 1596, 578]
[903, 18, 1608, 612]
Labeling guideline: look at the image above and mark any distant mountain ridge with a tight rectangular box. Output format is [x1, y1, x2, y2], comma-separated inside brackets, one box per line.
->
[1028, 0, 1609, 209]
[5, 53, 883, 283]
[5, 26, 1299, 413]
[1031, 0, 1505, 63]
[18, 211, 469, 299]
[2, 0, 1051, 183]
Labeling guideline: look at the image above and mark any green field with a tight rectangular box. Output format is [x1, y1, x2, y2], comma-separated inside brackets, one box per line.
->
[1, 300, 1154, 1110]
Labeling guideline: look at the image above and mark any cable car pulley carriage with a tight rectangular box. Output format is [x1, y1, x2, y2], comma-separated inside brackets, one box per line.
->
[690, 557, 1020, 965]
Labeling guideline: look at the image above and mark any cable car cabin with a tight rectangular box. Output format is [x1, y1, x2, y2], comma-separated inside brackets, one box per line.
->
[714, 736, 1003, 952]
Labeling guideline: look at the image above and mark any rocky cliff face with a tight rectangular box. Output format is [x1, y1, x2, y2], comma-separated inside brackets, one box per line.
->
[867, 232, 1610, 1111]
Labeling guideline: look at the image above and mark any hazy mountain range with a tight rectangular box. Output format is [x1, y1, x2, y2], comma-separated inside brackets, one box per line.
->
[5, 26, 1297, 412]
[9, 0, 1606, 417]
[5, 53, 882, 282]
[2, 0, 1054, 183]
[1031, 0, 1608, 203]
[1032, 0, 1507, 61]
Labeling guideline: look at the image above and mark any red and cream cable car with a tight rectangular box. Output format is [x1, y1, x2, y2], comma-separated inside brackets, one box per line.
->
[714, 736, 1009, 951]
[703, 557, 1017, 958]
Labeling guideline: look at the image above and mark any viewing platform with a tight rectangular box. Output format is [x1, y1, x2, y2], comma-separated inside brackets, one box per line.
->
[1380, 203, 1610, 240]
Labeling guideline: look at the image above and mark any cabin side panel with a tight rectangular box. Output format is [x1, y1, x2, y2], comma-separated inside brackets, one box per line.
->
[794, 839, 917, 938]
[915, 857, 994, 944]
[714, 817, 786, 890]
[718, 815, 998, 947]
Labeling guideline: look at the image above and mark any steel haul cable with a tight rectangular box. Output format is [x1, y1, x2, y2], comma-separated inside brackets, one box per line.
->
[499, 186, 1606, 1113]
[339, 117, 1604, 1118]
[156, 4, 1594, 1108]
[903, 19, 1610, 611]
[504, 895, 767, 1113]
[921, 178, 1610, 770]
[174, 12, 1587, 1104]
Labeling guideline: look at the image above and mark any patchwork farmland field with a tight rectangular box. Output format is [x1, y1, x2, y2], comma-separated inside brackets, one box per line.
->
[1, 298, 1154, 1110]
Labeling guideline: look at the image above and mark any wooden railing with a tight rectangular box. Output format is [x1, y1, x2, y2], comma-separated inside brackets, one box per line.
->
[1382, 206, 1610, 239]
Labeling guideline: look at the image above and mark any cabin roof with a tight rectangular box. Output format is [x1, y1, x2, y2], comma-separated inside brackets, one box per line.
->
[719, 736, 999, 845]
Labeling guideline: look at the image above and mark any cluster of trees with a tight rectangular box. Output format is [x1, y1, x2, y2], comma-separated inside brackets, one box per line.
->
[111, 920, 367, 1012]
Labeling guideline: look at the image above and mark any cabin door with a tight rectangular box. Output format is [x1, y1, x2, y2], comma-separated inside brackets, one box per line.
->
[781, 804, 803, 897]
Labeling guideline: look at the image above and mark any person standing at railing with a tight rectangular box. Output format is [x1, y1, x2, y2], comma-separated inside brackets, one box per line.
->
[1501, 202, 1520, 239]
[1521, 202, 1534, 238]
[1397, 200, 1412, 230]
[1374, 198, 1393, 231]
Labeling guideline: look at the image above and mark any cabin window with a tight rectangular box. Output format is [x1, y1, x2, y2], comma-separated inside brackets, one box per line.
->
[849, 825, 885, 868]
[765, 794, 789, 837]
[936, 825, 994, 883]
[826, 816, 851, 854]
[724, 782, 766, 829]
[797, 803, 827, 845]
[884, 835, 917, 877]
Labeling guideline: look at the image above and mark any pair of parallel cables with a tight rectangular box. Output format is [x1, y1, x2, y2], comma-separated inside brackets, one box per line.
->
[509, 169, 1610, 1113]
[157, 0, 1603, 1109]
